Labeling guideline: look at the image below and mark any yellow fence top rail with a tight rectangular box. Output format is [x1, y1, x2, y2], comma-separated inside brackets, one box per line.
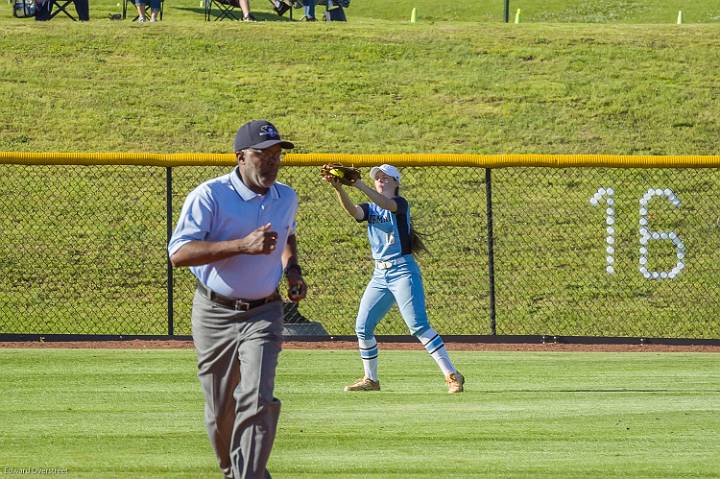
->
[1, 152, 720, 168]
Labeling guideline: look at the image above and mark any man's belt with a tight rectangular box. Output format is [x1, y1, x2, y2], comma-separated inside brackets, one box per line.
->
[196, 281, 280, 312]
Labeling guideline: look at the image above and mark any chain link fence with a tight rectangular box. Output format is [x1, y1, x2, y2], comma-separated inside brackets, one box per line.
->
[1, 163, 718, 339]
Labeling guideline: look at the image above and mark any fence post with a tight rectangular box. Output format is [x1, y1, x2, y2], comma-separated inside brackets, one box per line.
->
[166, 166, 174, 336]
[485, 168, 497, 335]
[503, 0, 509, 23]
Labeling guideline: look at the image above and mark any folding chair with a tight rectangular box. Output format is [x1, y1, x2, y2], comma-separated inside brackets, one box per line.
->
[49, 0, 76, 19]
[204, 0, 242, 21]
[268, 0, 294, 19]
[34, 0, 88, 20]
[321, 0, 347, 21]
[122, 0, 165, 21]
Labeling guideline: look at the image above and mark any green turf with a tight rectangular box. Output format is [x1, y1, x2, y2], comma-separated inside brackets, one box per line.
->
[2, 4, 720, 337]
[0, 348, 719, 478]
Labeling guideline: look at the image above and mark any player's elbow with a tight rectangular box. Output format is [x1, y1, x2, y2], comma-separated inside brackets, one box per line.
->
[169, 247, 189, 268]
[384, 199, 398, 212]
[351, 207, 364, 221]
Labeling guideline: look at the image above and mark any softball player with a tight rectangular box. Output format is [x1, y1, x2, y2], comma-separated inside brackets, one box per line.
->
[323, 164, 464, 393]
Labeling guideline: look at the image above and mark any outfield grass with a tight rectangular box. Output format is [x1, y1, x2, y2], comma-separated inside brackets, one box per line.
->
[1, 4, 720, 337]
[0, 348, 718, 478]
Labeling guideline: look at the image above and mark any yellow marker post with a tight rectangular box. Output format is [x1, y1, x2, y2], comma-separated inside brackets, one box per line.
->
[677, 10, 683, 24]
[514, 8, 521, 24]
[410, 7, 416, 23]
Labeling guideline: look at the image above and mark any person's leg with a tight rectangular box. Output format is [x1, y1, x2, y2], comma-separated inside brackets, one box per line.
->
[73, 0, 89, 20]
[239, 0, 253, 19]
[352, 272, 394, 384]
[388, 262, 461, 383]
[231, 302, 284, 479]
[149, 0, 160, 20]
[35, 0, 52, 20]
[135, 1, 147, 20]
[191, 291, 242, 479]
[302, 0, 315, 19]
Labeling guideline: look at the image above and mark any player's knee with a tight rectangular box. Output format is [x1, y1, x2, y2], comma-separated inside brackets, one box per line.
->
[355, 327, 373, 341]
[355, 316, 374, 339]
[412, 325, 431, 337]
[408, 322, 430, 337]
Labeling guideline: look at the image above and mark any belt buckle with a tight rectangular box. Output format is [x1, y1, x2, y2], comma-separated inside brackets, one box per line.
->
[234, 299, 251, 312]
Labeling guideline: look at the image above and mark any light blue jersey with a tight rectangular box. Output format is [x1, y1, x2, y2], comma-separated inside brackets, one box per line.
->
[358, 196, 411, 261]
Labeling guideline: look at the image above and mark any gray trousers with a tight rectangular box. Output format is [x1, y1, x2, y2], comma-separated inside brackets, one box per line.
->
[191, 290, 283, 479]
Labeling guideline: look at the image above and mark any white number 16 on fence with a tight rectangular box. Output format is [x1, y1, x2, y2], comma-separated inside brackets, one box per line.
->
[590, 187, 686, 280]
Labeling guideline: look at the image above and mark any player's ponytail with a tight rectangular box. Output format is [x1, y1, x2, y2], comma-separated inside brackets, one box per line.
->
[409, 222, 428, 255]
[396, 186, 429, 255]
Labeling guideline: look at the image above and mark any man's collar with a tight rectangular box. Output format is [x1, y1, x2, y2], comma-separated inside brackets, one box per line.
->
[231, 167, 278, 201]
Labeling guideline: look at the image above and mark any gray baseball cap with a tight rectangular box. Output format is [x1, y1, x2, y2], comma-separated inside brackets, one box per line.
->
[234, 120, 294, 152]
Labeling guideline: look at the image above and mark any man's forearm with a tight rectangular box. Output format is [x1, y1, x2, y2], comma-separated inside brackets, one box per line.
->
[170, 240, 243, 267]
[282, 234, 300, 270]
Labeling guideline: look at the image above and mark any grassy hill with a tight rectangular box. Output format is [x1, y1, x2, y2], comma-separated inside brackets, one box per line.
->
[1, 10, 719, 154]
[1, 3, 719, 337]
[6, 0, 720, 23]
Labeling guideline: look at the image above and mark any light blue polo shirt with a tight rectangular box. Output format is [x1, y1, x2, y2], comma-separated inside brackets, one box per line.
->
[168, 167, 298, 300]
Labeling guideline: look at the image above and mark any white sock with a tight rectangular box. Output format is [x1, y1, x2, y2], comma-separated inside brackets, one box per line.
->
[358, 338, 379, 381]
[431, 349, 455, 376]
[416, 327, 456, 376]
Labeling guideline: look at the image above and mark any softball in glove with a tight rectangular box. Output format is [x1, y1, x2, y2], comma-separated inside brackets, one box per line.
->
[320, 163, 361, 186]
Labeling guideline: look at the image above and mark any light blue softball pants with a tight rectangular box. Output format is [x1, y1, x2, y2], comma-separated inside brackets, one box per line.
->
[355, 255, 431, 339]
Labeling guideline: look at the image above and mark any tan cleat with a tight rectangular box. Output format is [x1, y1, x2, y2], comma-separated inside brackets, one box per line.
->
[445, 371, 465, 394]
[344, 377, 380, 392]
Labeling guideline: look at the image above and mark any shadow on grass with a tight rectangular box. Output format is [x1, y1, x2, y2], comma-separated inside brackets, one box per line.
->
[174, 7, 293, 22]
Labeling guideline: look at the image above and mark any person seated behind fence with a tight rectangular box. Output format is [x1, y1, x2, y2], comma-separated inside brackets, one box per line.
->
[134, 0, 160, 22]
[300, 0, 316, 21]
[303, 0, 350, 21]
[211, 0, 255, 20]
[271, 0, 349, 20]
[231, 0, 255, 21]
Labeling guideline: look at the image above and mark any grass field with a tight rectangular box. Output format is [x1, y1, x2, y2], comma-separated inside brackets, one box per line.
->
[2, 2, 720, 337]
[1, 348, 719, 478]
[2, 5, 719, 479]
